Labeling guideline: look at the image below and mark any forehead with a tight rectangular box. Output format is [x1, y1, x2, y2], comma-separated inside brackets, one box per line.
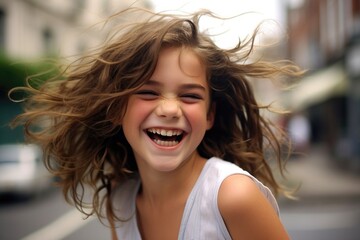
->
[156, 47, 206, 77]
[145, 47, 209, 94]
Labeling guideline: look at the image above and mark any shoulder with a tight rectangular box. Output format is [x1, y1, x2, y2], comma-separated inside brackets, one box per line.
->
[218, 174, 265, 217]
[218, 174, 290, 240]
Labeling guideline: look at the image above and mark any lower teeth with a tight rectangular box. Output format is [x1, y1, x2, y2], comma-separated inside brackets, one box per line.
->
[153, 139, 179, 146]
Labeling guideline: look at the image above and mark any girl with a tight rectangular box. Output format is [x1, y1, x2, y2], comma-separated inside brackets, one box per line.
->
[11, 8, 302, 240]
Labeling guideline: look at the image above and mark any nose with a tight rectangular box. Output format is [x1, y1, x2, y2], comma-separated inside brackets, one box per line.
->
[155, 98, 182, 119]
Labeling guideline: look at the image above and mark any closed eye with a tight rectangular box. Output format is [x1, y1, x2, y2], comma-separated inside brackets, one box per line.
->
[135, 90, 159, 100]
[180, 94, 203, 103]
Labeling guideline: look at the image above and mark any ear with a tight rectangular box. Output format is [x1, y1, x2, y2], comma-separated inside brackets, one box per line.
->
[206, 103, 216, 130]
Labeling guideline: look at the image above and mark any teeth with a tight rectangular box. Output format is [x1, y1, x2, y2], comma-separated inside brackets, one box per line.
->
[153, 139, 179, 147]
[147, 128, 183, 137]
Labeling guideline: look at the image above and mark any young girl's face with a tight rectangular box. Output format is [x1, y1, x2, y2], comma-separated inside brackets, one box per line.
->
[121, 47, 214, 172]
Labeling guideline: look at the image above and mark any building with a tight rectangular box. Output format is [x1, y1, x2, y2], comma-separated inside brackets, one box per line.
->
[0, 0, 152, 59]
[284, 0, 360, 168]
[0, 0, 152, 144]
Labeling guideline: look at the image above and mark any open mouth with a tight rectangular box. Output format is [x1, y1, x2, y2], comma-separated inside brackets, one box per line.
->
[146, 128, 185, 147]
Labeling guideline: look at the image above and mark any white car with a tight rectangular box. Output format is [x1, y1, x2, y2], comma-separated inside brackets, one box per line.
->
[0, 143, 54, 197]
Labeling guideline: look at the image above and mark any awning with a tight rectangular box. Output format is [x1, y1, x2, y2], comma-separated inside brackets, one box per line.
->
[286, 63, 348, 111]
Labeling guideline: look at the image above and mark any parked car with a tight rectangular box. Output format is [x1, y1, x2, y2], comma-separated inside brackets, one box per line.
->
[0, 143, 54, 198]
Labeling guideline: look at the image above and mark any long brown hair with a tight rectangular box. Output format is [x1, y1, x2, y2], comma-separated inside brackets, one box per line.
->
[10, 8, 302, 222]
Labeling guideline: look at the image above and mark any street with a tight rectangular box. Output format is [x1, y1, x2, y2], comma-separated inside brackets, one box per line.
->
[0, 186, 359, 239]
[1, 146, 360, 240]
[0, 189, 111, 240]
[281, 199, 360, 240]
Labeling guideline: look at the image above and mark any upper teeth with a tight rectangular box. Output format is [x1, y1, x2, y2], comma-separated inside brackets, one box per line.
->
[147, 128, 183, 136]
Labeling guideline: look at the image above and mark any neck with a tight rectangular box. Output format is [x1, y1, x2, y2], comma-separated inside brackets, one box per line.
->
[136, 154, 206, 208]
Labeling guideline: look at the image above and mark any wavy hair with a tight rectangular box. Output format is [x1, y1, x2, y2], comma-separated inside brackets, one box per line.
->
[10, 8, 303, 222]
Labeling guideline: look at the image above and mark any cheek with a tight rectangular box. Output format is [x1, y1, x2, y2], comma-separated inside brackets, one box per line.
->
[122, 100, 153, 143]
[184, 104, 209, 128]
[122, 100, 148, 136]
[124, 99, 152, 121]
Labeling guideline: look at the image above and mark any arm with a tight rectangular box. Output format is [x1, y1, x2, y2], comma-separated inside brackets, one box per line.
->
[218, 174, 290, 240]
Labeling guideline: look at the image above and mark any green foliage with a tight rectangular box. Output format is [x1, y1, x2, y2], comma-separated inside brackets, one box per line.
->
[0, 55, 61, 144]
[0, 54, 60, 93]
[0, 97, 24, 144]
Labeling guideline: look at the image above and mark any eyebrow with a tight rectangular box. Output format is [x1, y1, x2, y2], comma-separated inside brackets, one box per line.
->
[145, 80, 206, 91]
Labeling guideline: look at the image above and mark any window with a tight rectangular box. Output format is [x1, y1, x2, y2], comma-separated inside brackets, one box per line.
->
[42, 27, 54, 55]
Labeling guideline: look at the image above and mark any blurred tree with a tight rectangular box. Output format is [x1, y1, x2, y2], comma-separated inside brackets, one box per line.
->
[0, 54, 60, 144]
[0, 54, 59, 94]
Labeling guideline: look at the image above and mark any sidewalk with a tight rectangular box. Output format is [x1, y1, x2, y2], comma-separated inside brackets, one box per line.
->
[278, 145, 360, 205]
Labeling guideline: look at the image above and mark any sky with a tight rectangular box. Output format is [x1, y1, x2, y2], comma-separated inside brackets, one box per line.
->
[149, 0, 286, 48]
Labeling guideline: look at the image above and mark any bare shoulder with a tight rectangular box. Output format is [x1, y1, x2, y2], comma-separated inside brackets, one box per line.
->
[218, 174, 290, 240]
[218, 174, 269, 213]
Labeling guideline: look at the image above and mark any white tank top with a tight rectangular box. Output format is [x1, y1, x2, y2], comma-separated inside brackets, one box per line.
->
[112, 157, 279, 240]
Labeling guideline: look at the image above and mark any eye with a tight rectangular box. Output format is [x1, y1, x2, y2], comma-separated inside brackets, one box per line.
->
[135, 90, 159, 100]
[180, 94, 203, 103]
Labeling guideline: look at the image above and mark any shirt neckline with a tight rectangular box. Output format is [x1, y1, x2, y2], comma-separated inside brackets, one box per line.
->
[132, 157, 215, 239]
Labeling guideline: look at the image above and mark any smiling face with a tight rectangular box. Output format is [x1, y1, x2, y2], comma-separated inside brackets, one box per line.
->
[121, 47, 214, 173]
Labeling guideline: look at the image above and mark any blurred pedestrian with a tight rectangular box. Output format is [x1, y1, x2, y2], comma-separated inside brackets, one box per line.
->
[288, 112, 311, 154]
[10, 8, 302, 239]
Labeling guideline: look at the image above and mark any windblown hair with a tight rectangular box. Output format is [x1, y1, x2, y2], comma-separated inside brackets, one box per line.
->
[10, 8, 302, 222]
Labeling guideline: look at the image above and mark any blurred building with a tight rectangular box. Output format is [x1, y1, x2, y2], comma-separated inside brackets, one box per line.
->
[0, 0, 152, 144]
[284, 0, 360, 169]
[0, 0, 152, 59]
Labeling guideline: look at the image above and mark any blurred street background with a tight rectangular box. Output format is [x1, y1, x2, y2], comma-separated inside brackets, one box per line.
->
[0, 0, 359, 239]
